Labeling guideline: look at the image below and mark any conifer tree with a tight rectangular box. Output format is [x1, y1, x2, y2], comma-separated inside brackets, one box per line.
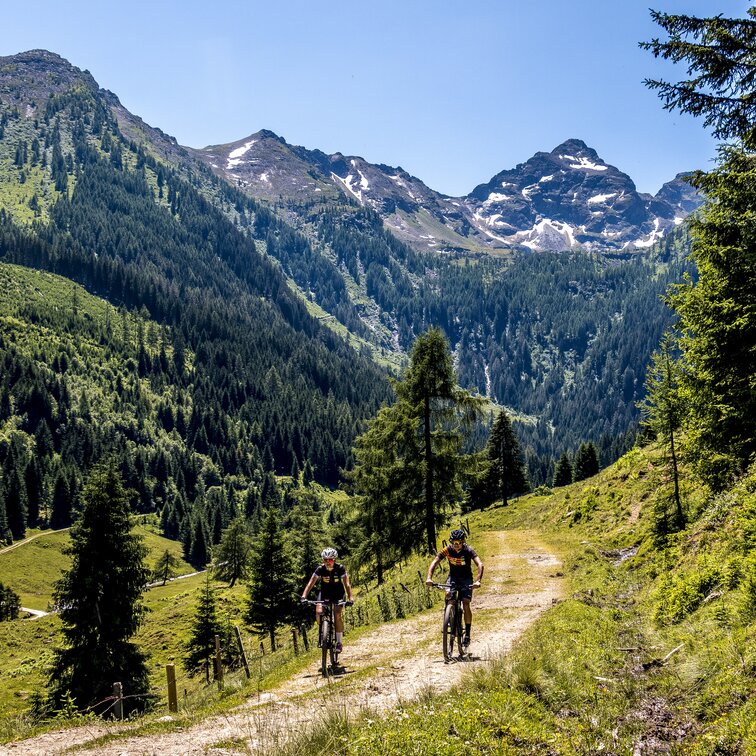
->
[188, 516, 210, 568]
[245, 508, 297, 650]
[48, 460, 150, 715]
[184, 573, 223, 683]
[153, 549, 182, 586]
[396, 328, 485, 554]
[639, 331, 684, 528]
[5, 468, 28, 540]
[0, 581, 20, 621]
[483, 410, 529, 507]
[553, 453, 573, 487]
[573, 442, 599, 482]
[643, 6, 756, 488]
[214, 516, 253, 587]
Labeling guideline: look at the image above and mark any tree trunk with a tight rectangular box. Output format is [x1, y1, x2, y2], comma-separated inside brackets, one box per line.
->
[269, 627, 277, 651]
[424, 396, 435, 554]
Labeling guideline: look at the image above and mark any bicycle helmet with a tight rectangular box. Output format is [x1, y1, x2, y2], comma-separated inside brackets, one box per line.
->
[321, 547, 338, 559]
[449, 529, 466, 542]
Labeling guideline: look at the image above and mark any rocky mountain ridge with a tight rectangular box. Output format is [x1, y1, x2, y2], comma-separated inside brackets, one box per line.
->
[190, 132, 701, 255]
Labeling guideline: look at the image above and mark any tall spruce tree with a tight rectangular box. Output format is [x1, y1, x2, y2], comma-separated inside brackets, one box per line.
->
[184, 573, 223, 683]
[573, 442, 599, 482]
[643, 6, 756, 489]
[553, 453, 573, 487]
[245, 507, 297, 650]
[483, 411, 529, 507]
[48, 460, 150, 715]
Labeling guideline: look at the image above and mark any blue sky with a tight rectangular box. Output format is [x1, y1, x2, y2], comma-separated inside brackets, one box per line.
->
[0, 1, 749, 196]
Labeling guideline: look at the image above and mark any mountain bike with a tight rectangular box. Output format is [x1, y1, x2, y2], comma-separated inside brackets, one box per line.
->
[303, 599, 350, 676]
[430, 582, 467, 662]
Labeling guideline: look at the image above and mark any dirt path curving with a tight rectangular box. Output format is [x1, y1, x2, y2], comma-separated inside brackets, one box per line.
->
[4, 529, 563, 756]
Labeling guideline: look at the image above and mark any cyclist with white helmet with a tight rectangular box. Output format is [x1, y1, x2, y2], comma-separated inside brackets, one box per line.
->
[301, 547, 353, 653]
[426, 528, 483, 648]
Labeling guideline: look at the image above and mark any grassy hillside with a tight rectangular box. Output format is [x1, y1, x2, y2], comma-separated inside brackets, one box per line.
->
[3, 444, 755, 752]
[273, 445, 756, 755]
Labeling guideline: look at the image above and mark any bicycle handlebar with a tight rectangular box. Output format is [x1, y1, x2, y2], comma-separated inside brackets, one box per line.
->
[301, 599, 352, 606]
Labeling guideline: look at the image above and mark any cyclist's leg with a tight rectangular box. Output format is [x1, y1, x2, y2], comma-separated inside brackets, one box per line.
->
[333, 604, 344, 652]
[461, 582, 473, 646]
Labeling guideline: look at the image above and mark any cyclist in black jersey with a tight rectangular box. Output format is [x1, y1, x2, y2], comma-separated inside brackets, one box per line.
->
[301, 547, 353, 653]
[426, 529, 484, 647]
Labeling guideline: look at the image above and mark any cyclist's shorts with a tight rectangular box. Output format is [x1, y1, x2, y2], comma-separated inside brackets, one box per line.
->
[446, 580, 473, 600]
[317, 591, 345, 606]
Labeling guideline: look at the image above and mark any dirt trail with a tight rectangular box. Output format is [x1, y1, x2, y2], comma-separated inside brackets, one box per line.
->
[4, 530, 563, 756]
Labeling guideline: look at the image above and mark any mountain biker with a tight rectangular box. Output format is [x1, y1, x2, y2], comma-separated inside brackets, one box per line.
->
[426, 528, 483, 648]
[301, 547, 353, 653]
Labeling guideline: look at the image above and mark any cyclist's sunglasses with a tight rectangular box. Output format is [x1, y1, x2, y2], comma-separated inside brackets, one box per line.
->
[451, 540, 464, 546]
[323, 557, 335, 562]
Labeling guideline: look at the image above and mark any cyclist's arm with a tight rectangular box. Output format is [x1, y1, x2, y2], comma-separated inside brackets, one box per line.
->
[301, 574, 317, 600]
[426, 555, 442, 584]
[343, 571, 353, 601]
[473, 555, 484, 586]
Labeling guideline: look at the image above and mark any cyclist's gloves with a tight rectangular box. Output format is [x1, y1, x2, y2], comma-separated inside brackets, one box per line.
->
[346, 600, 354, 606]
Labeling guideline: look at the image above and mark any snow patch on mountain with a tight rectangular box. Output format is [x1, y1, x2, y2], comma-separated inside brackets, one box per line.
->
[227, 140, 257, 170]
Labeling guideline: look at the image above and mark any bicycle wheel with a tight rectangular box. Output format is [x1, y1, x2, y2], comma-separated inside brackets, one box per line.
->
[442, 602, 455, 661]
[455, 602, 465, 658]
[320, 619, 330, 676]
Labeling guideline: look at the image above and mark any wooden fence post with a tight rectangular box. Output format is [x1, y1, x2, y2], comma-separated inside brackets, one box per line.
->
[166, 664, 178, 713]
[235, 626, 251, 679]
[112, 682, 123, 720]
[291, 627, 299, 655]
[214, 635, 223, 690]
[260, 640, 265, 657]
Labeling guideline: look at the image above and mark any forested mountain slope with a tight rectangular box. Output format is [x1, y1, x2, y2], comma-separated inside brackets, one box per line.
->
[0, 49, 695, 489]
[0, 51, 392, 547]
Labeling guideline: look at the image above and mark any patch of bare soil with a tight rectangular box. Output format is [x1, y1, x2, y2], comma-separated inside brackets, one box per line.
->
[4, 530, 563, 756]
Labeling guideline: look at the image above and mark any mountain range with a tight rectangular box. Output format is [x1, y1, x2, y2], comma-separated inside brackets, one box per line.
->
[190, 131, 701, 256]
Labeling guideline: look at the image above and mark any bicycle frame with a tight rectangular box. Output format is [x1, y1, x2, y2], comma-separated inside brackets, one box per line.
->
[431, 582, 466, 662]
[303, 599, 347, 676]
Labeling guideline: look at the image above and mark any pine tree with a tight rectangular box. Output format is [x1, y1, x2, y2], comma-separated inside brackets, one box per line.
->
[48, 460, 150, 715]
[213, 517, 252, 587]
[245, 508, 297, 650]
[552, 453, 573, 487]
[573, 442, 599, 482]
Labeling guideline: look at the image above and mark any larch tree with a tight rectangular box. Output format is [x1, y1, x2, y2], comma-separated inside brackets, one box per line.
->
[152, 549, 182, 586]
[214, 516, 253, 588]
[48, 460, 150, 715]
[396, 328, 485, 554]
